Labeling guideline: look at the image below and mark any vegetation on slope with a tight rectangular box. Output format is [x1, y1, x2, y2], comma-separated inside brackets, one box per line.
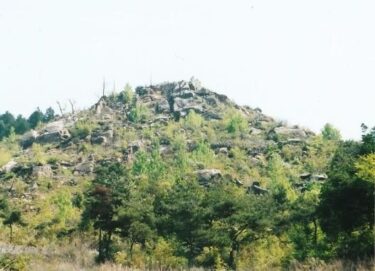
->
[0, 80, 373, 270]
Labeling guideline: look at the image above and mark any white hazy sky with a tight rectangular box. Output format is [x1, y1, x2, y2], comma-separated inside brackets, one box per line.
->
[0, 0, 374, 139]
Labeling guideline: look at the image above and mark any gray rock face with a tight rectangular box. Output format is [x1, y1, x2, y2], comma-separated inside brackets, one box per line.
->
[74, 161, 94, 174]
[94, 97, 114, 115]
[273, 127, 307, 140]
[134, 79, 233, 122]
[21, 130, 39, 148]
[91, 129, 113, 145]
[211, 141, 233, 151]
[128, 140, 144, 154]
[189, 78, 202, 91]
[313, 174, 328, 181]
[218, 147, 229, 155]
[91, 136, 107, 145]
[1, 160, 17, 173]
[36, 121, 71, 144]
[173, 97, 204, 116]
[195, 169, 222, 186]
[300, 173, 312, 180]
[299, 172, 328, 184]
[155, 100, 170, 114]
[32, 165, 53, 178]
[248, 181, 268, 195]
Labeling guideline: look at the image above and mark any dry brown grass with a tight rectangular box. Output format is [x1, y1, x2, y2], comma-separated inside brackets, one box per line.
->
[289, 259, 374, 271]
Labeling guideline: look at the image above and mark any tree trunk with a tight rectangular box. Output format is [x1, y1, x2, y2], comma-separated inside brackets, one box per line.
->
[129, 241, 134, 261]
[229, 242, 238, 270]
[313, 218, 318, 247]
[98, 228, 103, 262]
[9, 224, 13, 243]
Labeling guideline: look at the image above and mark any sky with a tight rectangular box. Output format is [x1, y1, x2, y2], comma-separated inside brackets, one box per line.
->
[0, 0, 374, 139]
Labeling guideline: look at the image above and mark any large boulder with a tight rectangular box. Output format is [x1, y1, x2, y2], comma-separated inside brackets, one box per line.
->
[188, 77, 202, 91]
[195, 169, 222, 186]
[273, 127, 308, 140]
[1, 160, 17, 173]
[91, 129, 113, 145]
[248, 181, 268, 195]
[94, 97, 113, 115]
[21, 130, 39, 148]
[36, 121, 70, 144]
[32, 165, 53, 178]
[155, 100, 171, 114]
[74, 161, 94, 174]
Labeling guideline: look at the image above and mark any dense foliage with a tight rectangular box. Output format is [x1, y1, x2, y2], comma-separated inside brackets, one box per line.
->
[0, 107, 55, 140]
[77, 125, 373, 269]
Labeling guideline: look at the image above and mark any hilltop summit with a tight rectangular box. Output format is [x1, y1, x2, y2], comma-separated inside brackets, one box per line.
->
[3, 79, 315, 189]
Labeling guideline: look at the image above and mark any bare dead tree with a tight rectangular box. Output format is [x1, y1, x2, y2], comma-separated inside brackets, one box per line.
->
[68, 99, 76, 115]
[102, 78, 106, 97]
[56, 101, 66, 116]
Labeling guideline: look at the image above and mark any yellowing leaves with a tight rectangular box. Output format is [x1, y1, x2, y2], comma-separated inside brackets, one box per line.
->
[355, 154, 375, 183]
[0, 147, 11, 167]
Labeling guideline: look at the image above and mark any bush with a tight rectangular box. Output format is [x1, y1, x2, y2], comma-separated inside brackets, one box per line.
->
[224, 111, 248, 134]
[0, 147, 11, 167]
[70, 120, 96, 139]
[31, 143, 47, 165]
[195, 246, 226, 270]
[0, 254, 29, 271]
[152, 238, 188, 269]
[127, 104, 150, 123]
[184, 110, 204, 130]
[118, 84, 134, 105]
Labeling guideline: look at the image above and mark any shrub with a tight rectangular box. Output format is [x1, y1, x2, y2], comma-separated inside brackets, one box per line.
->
[31, 143, 47, 165]
[224, 111, 248, 134]
[70, 120, 96, 139]
[196, 246, 226, 270]
[118, 84, 134, 105]
[127, 104, 150, 123]
[152, 238, 188, 269]
[0, 147, 11, 167]
[184, 110, 204, 130]
[0, 254, 29, 271]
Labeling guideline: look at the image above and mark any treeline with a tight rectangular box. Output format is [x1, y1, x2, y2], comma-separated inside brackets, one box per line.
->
[0, 107, 55, 140]
[79, 126, 374, 269]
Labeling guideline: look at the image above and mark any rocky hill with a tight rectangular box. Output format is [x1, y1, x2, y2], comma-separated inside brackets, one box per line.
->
[1, 79, 320, 191]
[0, 79, 348, 270]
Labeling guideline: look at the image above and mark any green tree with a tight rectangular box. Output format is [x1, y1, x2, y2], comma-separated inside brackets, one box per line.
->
[317, 128, 374, 259]
[14, 115, 29, 134]
[321, 123, 341, 141]
[3, 211, 26, 243]
[118, 83, 135, 104]
[289, 186, 330, 260]
[81, 162, 132, 262]
[0, 111, 15, 139]
[28, 108, 44, 129]
[225, 111, 248, 135]
[155, 180, 207, 264]
[44, 107, 55, 122]
[127, 104, 150, 123]
[204, 185, 276, 270]
[117, 191, 156, 260]
[0, 197, 26, 243]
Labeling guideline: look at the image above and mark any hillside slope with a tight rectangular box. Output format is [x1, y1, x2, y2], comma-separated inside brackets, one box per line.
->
[2, 79, 320, 189]
[0, 79, 363, 270]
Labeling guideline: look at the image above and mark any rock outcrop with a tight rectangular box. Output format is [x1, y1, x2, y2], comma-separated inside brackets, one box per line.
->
[136, 78, 233, 121]
[36, 121, 71, 144]
[1, 160, 17, 173]
[195, 169, 222, 186]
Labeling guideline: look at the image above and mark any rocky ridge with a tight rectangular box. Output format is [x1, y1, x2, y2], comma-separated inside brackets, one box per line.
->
[0, 79, 322, 196]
